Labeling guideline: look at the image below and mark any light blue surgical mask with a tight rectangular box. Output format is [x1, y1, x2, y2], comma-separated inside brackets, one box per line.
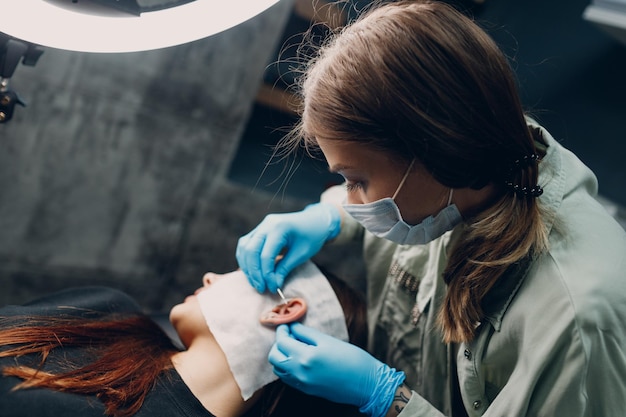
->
[342, 160, 463, 245]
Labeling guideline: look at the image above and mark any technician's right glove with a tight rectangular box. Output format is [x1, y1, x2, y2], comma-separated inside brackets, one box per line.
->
[269, 323, 406, 417]
[236, 202, 341, 294]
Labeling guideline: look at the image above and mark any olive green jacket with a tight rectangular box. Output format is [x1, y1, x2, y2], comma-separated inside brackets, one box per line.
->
[321, 123, 626, 416]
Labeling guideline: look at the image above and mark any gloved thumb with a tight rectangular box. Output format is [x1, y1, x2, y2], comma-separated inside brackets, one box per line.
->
[288, 321, 325, 346]
[269, 325, 291, 368]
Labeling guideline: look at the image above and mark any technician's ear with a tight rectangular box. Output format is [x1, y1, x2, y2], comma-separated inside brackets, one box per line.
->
[260, 298, 307, 327]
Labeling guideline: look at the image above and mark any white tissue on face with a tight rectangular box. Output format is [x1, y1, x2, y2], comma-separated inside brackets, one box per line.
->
[196, 261, 348, 400]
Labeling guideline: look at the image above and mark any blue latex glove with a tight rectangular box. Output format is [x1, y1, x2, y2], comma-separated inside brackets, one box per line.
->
[236, 202, 341, 293]
[269, 323, 406, 417]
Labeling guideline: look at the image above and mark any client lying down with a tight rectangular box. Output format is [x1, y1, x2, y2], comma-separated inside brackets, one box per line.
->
[0, 262, 366, 417]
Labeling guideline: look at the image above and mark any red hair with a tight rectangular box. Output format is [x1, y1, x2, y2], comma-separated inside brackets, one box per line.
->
[0, 315, 177, 417]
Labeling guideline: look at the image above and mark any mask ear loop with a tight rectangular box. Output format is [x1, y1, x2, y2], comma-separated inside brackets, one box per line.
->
[446, 188, 454, 206]
[392, 159, 416, 200]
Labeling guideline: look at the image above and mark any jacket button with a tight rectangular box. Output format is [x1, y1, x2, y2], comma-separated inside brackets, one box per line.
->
[464, 349, 472, 360]
[473, 400, 481, 409]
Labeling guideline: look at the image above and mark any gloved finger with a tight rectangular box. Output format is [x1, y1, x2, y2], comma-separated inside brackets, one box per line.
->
[235, 234, 248, 269]
[235, 234, 253, 283]
[269, 350, 298, 388]
[272, 245, 311, 289]
[266, 272, 285, 295]
[268, 340, 290, 367]
[275, 323, 291, 340]
[259, 231, 289, 293]
[241, 232, 268, 293]
[274, 323, 312, 356]
[269, 325, 294, 365]
[269, 327, 306, 388]
[288, 322, 326, 346]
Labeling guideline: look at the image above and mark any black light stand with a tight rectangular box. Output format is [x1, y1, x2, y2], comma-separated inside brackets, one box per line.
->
[0, 33, 44, 123]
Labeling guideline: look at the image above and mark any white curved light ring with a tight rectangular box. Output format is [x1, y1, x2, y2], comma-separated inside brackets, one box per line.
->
[1, 0, 282, 53]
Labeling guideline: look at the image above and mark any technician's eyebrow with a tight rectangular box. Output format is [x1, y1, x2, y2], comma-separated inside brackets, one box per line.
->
[328, 163, 353, 174]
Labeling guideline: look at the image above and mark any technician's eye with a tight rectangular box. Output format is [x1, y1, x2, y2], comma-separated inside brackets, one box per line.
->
[345, 181, 364, 192]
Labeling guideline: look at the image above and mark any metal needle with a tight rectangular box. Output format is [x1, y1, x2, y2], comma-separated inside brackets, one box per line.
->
[276, 287, 288, 305]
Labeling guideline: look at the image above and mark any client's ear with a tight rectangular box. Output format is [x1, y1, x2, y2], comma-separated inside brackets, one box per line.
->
[260, 298, 307, 327]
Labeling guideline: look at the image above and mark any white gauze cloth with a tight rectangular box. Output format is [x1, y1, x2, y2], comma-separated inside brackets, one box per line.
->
[196, 261, 349, 400]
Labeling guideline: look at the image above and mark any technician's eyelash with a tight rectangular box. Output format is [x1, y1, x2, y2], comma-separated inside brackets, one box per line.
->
[345, 182, 363, 192]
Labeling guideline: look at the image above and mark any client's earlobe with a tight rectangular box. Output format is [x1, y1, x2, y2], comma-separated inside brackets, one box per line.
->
[259, 298, 307, 327]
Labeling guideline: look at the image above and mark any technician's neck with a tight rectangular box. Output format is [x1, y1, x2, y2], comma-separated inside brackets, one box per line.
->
[453, 183, 501, 219]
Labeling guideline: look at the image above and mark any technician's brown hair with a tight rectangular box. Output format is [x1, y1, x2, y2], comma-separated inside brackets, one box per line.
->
[281, 0, 549, 343]
[0, 270, 367, 417]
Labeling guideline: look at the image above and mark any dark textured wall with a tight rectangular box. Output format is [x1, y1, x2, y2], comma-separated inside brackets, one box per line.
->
[0, 1, 301, 309]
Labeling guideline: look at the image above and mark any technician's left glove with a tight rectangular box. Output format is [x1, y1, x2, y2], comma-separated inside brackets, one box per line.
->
[236, 202, 341, 294]
[269, 323, 406, 417]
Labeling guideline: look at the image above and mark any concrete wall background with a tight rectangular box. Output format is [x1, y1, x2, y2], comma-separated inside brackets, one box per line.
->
[0, 1, 314, 310]
[3, 0, 622, 312]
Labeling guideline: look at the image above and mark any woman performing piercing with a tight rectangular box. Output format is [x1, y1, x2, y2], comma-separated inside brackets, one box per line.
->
[236, 1, 626, 416]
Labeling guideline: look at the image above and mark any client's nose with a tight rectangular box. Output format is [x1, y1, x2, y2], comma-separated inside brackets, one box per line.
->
[202, 272, 218, 287]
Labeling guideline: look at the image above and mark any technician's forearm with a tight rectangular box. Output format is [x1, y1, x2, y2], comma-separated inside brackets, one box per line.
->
[385, 383, 413, 417]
